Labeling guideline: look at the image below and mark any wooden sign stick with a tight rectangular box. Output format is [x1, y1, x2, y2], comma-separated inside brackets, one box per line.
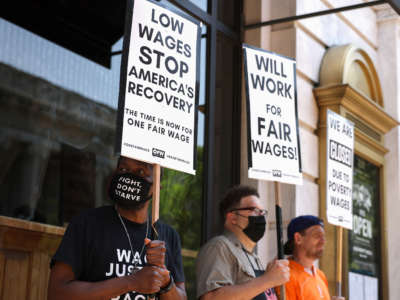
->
[336, 226, 343, 297]
[151, 163, 161, 238]
[275, 181, 286, 300]
[148, 163, 161, 300]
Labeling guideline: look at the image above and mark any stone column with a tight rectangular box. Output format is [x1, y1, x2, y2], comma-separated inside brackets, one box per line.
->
[377, 6, 400, 300]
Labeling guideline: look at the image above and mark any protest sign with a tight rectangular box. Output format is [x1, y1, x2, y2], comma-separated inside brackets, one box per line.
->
[116, 0, 201, 175]
[243, 44, 302, 185]
[326, 109, 354, 229]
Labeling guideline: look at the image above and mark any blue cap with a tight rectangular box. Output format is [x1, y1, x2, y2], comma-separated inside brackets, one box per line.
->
[283, 215, 324, 255]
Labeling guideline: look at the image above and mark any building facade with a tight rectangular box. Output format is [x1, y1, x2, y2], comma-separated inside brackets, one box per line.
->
[244, 1, 400, 300]
[0, 0, 399, 299]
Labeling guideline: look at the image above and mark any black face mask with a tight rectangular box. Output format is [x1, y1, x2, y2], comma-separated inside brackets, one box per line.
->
[243, 215, 266, 243]
[108, 173, 152, 208]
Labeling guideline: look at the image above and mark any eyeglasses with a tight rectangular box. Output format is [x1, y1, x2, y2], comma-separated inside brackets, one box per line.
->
[230, 207, 268, 216]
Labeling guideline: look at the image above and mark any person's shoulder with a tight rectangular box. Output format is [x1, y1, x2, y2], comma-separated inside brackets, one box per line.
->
[197, 234, 237, 269]
[155, 219, 175, 231]
[69, 205, 114, 225]
[203, 234, 229, 247]
[154, 219, 182, 243]
[288, 259, 305, 277]
[316, 267, 328, 281]
[198, 234, 231, 255]
[155, 219, 177, 234]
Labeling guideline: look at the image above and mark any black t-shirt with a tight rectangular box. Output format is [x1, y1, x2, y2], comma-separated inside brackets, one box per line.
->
[51, 206, 185, 300]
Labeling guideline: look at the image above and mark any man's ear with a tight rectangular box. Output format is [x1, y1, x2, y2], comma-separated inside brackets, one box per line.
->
[226, 212, 238, 225]
[294, 232, 303, 246]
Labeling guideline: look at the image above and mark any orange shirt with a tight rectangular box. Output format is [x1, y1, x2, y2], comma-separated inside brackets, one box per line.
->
[284, 259, 330, 300]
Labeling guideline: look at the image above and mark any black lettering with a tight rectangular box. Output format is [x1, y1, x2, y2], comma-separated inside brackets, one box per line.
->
[250, 74, 265, 90]
[283, 124, 291, 142]
[129, 65, 137, 77]
[187, 87, 194, 98]
[139, 46, 152, 65]
[266, 78, 276, 94]
[153, 49, 165, 68]
[255, 54, 270, 72]
[284, 83, 292, 99]
[138, 24, 154, 40]
[165, 35, 175, 50]
[165, 56, 178, 74]
[277, 81, 284, 97]
[128, 81, 135, 94]
[184, 44, 191, 58]
[153, 31, 164, 46]
[258, 117, 265, 135]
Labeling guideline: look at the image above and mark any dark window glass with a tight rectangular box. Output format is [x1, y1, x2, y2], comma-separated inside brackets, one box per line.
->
[349, 156, 381, 276]
[187, 0, 208, 12]
[348, 156, 381, 297]
[0, 18, 122, 108]
[0, 1, 241, 297]
[218, 0, 241, 30]
[208, 32, 241, 236]
[0, 52, 117, 225]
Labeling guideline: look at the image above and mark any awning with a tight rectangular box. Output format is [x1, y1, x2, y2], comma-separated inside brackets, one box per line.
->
[0, 0, 126, 68]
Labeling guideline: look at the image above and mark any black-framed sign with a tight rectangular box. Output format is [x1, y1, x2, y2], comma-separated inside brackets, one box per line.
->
[326, 110, 354, 229]
[348, 156, 381, 300]
[116, 0, 201, 174]
[349, 156, 380, 277]
[243, 44, 302, 185]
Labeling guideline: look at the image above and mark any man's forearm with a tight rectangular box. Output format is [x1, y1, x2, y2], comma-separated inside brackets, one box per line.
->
[48, 276, 133, 300]
[200, 276, 274, 300]
[160, 282, 187, 300]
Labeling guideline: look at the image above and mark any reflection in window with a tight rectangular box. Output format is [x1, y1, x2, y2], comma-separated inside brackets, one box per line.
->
[0, 59, 117, 225]
[0, 18, 121, 108]
[187, 0, 208, 12]
[160, 146, 203, 251]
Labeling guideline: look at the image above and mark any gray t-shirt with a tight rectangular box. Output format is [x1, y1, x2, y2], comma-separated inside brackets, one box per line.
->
[196, 230, 271, 299]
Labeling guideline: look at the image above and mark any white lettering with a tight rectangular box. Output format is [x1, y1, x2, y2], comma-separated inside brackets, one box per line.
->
[106, 263, 114, 276]
[117, 249, 131, 263]
[353, 215, 372, 239]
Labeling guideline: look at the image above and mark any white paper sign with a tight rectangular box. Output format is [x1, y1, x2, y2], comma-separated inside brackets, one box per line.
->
[117, 0, 200, 174]
[243, 44, 302, 185]
[326, 110, 354, 229]
[349, 272, 364, 300]
[364, 275, 378, 300]
[349, 272, 378, 300]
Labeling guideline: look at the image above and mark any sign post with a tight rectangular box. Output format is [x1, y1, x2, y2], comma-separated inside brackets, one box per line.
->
[326, 109, 355, 296]
[243, 44, 302, 300]
[116, 0, 201, 225]
[152, 163, 161, 224]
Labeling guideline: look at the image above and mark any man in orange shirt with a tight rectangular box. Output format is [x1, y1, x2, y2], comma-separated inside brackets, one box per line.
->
[283, 215, 344, 300]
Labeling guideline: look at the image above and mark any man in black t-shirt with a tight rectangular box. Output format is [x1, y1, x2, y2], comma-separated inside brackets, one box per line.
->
[48, 157, 187, 300]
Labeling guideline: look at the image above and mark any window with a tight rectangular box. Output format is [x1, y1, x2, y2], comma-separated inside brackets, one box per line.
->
[0, 0, 242, 299]
[348, 156, 381, 299]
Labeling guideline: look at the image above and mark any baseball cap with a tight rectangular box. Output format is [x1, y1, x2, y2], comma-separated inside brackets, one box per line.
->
[283, 215, 324, 255]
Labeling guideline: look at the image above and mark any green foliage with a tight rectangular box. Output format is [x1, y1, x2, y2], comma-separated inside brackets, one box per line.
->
[159, 146, 203, 250]
[158, 147, 203, 299]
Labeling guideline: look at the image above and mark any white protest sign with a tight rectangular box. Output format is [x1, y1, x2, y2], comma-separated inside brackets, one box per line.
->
[326, 109, 354, 229]
[116, 0, 201, 174]
[243, 44, 302, 185]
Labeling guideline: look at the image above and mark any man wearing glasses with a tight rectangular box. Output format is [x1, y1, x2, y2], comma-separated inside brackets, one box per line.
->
[196, 185, 289, 300]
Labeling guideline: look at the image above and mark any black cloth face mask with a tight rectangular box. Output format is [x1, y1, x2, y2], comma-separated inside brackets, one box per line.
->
[243, 215, 266, 243]
[108, 173, 152, 208]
